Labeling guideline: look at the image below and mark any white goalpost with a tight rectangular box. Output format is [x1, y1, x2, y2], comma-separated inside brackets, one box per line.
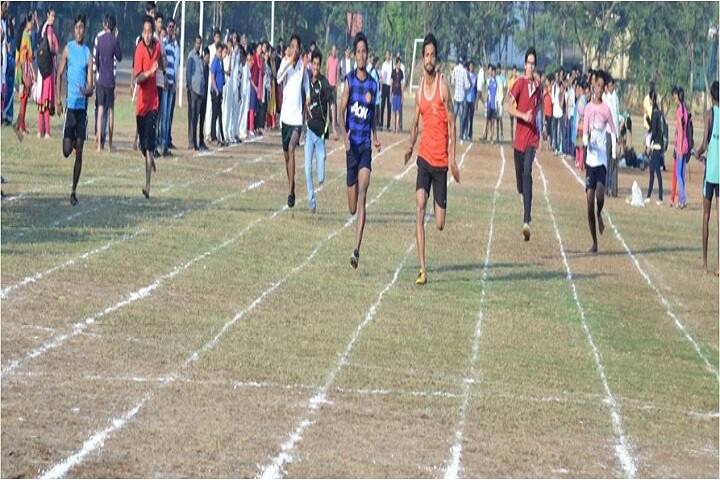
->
[409, 37, 424, 92]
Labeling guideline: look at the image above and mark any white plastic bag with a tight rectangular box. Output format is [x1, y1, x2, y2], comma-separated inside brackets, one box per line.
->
[630, 180, 644, 207]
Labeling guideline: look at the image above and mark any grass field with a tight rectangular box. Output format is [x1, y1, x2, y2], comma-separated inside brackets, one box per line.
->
[1, 92, 718, 478]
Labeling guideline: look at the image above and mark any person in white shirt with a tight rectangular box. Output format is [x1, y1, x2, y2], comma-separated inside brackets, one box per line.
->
[225, 33, 241, 142]
[451, 58, 470, 141]
[238, 45, 250, 140]
[221, 33, 233, 142]
[603, 75, 620, 196]
[379, 50, 392, 131]
[277, 33, 308, 209]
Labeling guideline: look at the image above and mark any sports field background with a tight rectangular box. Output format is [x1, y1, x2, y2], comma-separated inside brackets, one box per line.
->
[1, 86, 718, 478]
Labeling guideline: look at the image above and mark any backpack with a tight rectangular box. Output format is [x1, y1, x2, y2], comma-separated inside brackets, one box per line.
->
[36, 35, 53, 78]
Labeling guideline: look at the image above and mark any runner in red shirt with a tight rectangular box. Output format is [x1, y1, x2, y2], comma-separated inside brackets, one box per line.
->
[404, 33, 460, 285]
[134, 15, 161, 199]
[507, 46, 541, 242]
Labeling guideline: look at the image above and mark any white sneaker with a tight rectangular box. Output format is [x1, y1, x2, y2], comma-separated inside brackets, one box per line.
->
[656, 200, 663, 206]
[644, 198, 651, 204]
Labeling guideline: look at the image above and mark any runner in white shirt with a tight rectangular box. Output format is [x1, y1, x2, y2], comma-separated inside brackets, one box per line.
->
[276, 33, 308, 209]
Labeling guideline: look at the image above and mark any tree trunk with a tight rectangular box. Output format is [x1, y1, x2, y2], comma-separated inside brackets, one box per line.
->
[559, 18, 565, 66]
[688, 39, 694, 112]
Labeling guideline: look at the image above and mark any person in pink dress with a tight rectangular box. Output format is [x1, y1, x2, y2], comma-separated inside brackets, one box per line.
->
[37, 7, 58, 138]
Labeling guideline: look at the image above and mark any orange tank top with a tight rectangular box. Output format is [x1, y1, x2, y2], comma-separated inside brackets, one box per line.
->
[418, 73, 449, 168]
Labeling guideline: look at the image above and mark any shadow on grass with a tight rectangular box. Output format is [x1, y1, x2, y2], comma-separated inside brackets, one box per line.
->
[564, 245, 701, 259]
[1, 193, 209, 246]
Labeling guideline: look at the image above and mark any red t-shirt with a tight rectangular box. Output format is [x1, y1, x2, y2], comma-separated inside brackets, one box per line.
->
[134, 39, 160, 116]
[510, 76, 541, 152]
[543, 91, 552, 117]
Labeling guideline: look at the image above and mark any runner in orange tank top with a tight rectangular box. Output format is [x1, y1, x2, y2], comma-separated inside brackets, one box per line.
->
[404, 33, 460, 285]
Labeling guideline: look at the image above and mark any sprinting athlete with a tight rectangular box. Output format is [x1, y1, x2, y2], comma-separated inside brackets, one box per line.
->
[404, 33, 460, 285]
[506, 47, 541, 241]
[582, 70, 616, 253]
[55, 14, 94, 206]
[339, 32, 381, 269]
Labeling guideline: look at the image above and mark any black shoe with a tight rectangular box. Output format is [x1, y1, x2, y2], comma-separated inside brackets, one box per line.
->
[153, 149, 160, 159]
[350, 249, 359, 269]
[199, 144, 209, 151]
[288, 193, 295, 208]
[162, 149, 172, 157]
[142, 188, 150, 199]
[69, 192, 78, 206]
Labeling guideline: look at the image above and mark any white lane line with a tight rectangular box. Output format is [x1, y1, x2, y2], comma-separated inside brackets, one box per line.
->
[12, 369, 720, 420]
[257, 144, 474, 480]
[0, 155, 270, 299]
[537, 156, 637, 478]
[36, 139, 407, 479]
[2, 187, 42, 202]
[0, 141, 360, 379]
[258, 241, 417, 480]
[39, 393, 152, 480]
[442, 143, 505, 480]
[557, 155, 719, 382]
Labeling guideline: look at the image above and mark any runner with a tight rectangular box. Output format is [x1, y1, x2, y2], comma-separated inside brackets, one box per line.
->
[133, 15, 161, 199]
[55, 13, 93, 206]
[339, 31, 381, 269]
[404, 33, 460, 285]
[581, 70, 616, 253]
[506, 47, 541, 241]
[304, 49, 331, 213]
[276, 33, 308, 209]
[694, 80, 719, 275]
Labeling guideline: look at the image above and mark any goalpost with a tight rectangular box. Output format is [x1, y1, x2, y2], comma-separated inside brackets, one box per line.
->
[409, 37, 425, 92]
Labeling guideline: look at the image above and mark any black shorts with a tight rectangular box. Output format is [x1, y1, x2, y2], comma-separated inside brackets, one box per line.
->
[585, 164, 607, 191]
[96, 85, 115, 110]
[281, 122, 302, 152]
[416, 156, 448, 209]
[63, 108, 87, 142]
[346, 144, 372, 187]
[703, 180, 719, 199]
[487, 107, 496, 120]
[136, 110, 157, 157]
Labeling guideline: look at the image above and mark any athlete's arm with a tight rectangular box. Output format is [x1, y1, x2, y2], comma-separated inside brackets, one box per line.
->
[695, 108, 712, 159]
[84, 50, 94, 96]
[442, 78, 460, 183]
[55, 46, 68, 113]
[404, 88, 421, 165]
[338, 78, 350, 151]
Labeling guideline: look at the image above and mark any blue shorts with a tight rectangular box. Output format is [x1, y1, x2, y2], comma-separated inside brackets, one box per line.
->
[487, 106, 496, 120]
[346, 144, 372, 187]
[391, 93, 402, 112]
